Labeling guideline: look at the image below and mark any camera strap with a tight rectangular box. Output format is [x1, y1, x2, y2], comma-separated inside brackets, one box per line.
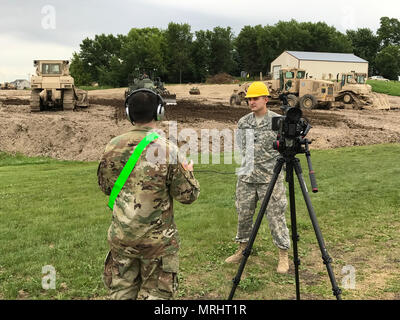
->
[108, 131, 160, 210]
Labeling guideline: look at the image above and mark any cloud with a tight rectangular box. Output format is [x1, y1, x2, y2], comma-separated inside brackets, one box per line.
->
[0, 35, 76, 82]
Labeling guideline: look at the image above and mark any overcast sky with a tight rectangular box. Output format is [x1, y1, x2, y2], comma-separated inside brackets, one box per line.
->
[1, 0, 400, 82]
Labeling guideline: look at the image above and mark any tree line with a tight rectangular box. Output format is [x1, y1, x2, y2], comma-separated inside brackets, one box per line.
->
[70, 17, 400, 86]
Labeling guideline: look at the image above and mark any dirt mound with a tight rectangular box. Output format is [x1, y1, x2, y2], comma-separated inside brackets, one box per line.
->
[205, 73, 237, 84]
[165, 100, 250, 123]
[0, 103, 132, 161]
[0, 98, 30, 105]
[89, 97, 124, 108]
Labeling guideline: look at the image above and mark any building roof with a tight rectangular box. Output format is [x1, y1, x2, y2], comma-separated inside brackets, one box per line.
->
[286, 51, 368, 63]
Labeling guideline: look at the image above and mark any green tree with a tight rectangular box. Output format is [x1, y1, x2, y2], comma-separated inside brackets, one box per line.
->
[165, 22, 193, 83]
[300, 21, 352, 53]
[120, 27, 167, 84]
[209, 26, 236, 75]
[375, 45, 400, 80]
[235, 25, 263, 76]
[377, 17, 400, 47]
[191, 30, 212, 82]
[70, 52, 93, 86]
[255, 25, 282, 77]
[78, 33, 125, 85]
[346, 28, 380, 75]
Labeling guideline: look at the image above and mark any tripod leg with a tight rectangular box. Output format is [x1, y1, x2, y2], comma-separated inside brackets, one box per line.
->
[228, 157, 285, 300]
[293, 158, 342, 300]
[286, 160, 301, 300]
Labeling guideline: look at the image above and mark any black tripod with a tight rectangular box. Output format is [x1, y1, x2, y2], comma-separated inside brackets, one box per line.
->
[228, 139, 342, 300]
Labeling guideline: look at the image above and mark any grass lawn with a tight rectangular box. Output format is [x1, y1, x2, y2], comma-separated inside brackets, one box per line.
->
[0, 144, 399, 300]
[367, 80, 400, 96]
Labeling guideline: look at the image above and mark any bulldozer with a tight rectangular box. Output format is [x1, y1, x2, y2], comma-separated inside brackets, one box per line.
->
[230, 68, 337, 109]
[333, 72, 391, 110]
[124, 74, 177, 105]
[30, 60, 89, 112]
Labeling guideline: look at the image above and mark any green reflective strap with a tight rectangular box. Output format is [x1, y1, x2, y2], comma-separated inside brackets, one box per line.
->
[108, 132, 160, 210]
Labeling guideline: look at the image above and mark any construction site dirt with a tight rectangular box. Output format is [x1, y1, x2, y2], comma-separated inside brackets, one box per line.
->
[1, 84, 400, 162]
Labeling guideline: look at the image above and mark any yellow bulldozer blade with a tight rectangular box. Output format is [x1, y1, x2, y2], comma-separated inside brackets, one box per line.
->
[74, 87, 89, 108]
[162, 94, 177, 106]
[368, 93, 391, 110]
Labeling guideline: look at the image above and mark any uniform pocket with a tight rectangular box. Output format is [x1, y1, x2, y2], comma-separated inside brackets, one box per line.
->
[158, 254, 179, 294]
[102, 251, 113, 289]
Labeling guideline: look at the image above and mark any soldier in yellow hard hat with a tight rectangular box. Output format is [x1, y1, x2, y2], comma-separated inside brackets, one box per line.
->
[225, 81, 291, 274]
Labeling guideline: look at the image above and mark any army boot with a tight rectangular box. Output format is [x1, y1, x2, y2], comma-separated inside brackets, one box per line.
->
[225, 242, 248, 264]
[276, 248, 289, 274]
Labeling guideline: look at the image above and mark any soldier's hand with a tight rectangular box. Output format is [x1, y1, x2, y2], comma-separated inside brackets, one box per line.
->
[182, 160, 194, 172]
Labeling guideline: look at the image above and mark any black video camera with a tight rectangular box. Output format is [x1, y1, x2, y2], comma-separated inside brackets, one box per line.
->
[271, 94, 311, 154]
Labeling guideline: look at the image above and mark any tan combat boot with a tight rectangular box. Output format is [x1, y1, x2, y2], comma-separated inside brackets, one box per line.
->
[225, 242, 248, 264]
[276, 248, 289, 274]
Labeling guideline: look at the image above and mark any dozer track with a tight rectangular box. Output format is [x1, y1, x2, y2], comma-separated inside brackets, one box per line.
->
[30, 89, 41, 112]
[63, 89, 74, 111]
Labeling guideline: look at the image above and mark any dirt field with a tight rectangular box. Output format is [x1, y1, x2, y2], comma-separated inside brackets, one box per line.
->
[1, 84, 400, 162]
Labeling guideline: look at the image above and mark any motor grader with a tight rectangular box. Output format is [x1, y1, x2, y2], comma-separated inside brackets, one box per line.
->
[230, 68, 337, 109]
[30, 60, 89, 112]
[230, 68, 391, 110]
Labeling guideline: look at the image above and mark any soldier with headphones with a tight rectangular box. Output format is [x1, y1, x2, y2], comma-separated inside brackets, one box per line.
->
[125, 88, 165, 124]
[97, 88, 200, 300]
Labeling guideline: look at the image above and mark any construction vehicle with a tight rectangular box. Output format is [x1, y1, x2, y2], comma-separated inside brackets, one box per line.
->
[1, 82, 17, 90]
[189, 87, 200, 95]
[30, 60, 89, 112]
[230, 86, 249, 106]
[333, 72, 390, 110]
[230, 68, 337, 109]
[230, 68, 391, 110]
[124, 74, 177, 105]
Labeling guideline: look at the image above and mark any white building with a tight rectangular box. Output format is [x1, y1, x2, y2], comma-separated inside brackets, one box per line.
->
[11, 79, 31, 90]
[270, 51, 369, 80]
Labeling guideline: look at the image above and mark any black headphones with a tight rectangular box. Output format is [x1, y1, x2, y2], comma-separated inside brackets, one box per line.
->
[124, 88, 165, 124]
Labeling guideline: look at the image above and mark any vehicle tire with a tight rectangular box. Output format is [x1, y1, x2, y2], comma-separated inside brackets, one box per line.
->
[230, 94, 241, 106]
[286, 94, 299, 108]
[299, 94, 317, 109]
[239, 92, 248, 106]
[343, 93, 353, 103]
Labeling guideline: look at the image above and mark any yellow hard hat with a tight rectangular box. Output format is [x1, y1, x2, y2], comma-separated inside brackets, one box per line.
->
[245, 81, 270, 98]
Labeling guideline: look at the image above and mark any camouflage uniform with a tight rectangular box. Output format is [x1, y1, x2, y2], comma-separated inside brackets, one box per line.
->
[98, 125, 200, 300]
[235, 110, 290, 250]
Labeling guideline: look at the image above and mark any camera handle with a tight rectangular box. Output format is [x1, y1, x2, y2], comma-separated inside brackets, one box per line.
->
[303, 139, 318, 193]
[228, 154, 342, 300]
